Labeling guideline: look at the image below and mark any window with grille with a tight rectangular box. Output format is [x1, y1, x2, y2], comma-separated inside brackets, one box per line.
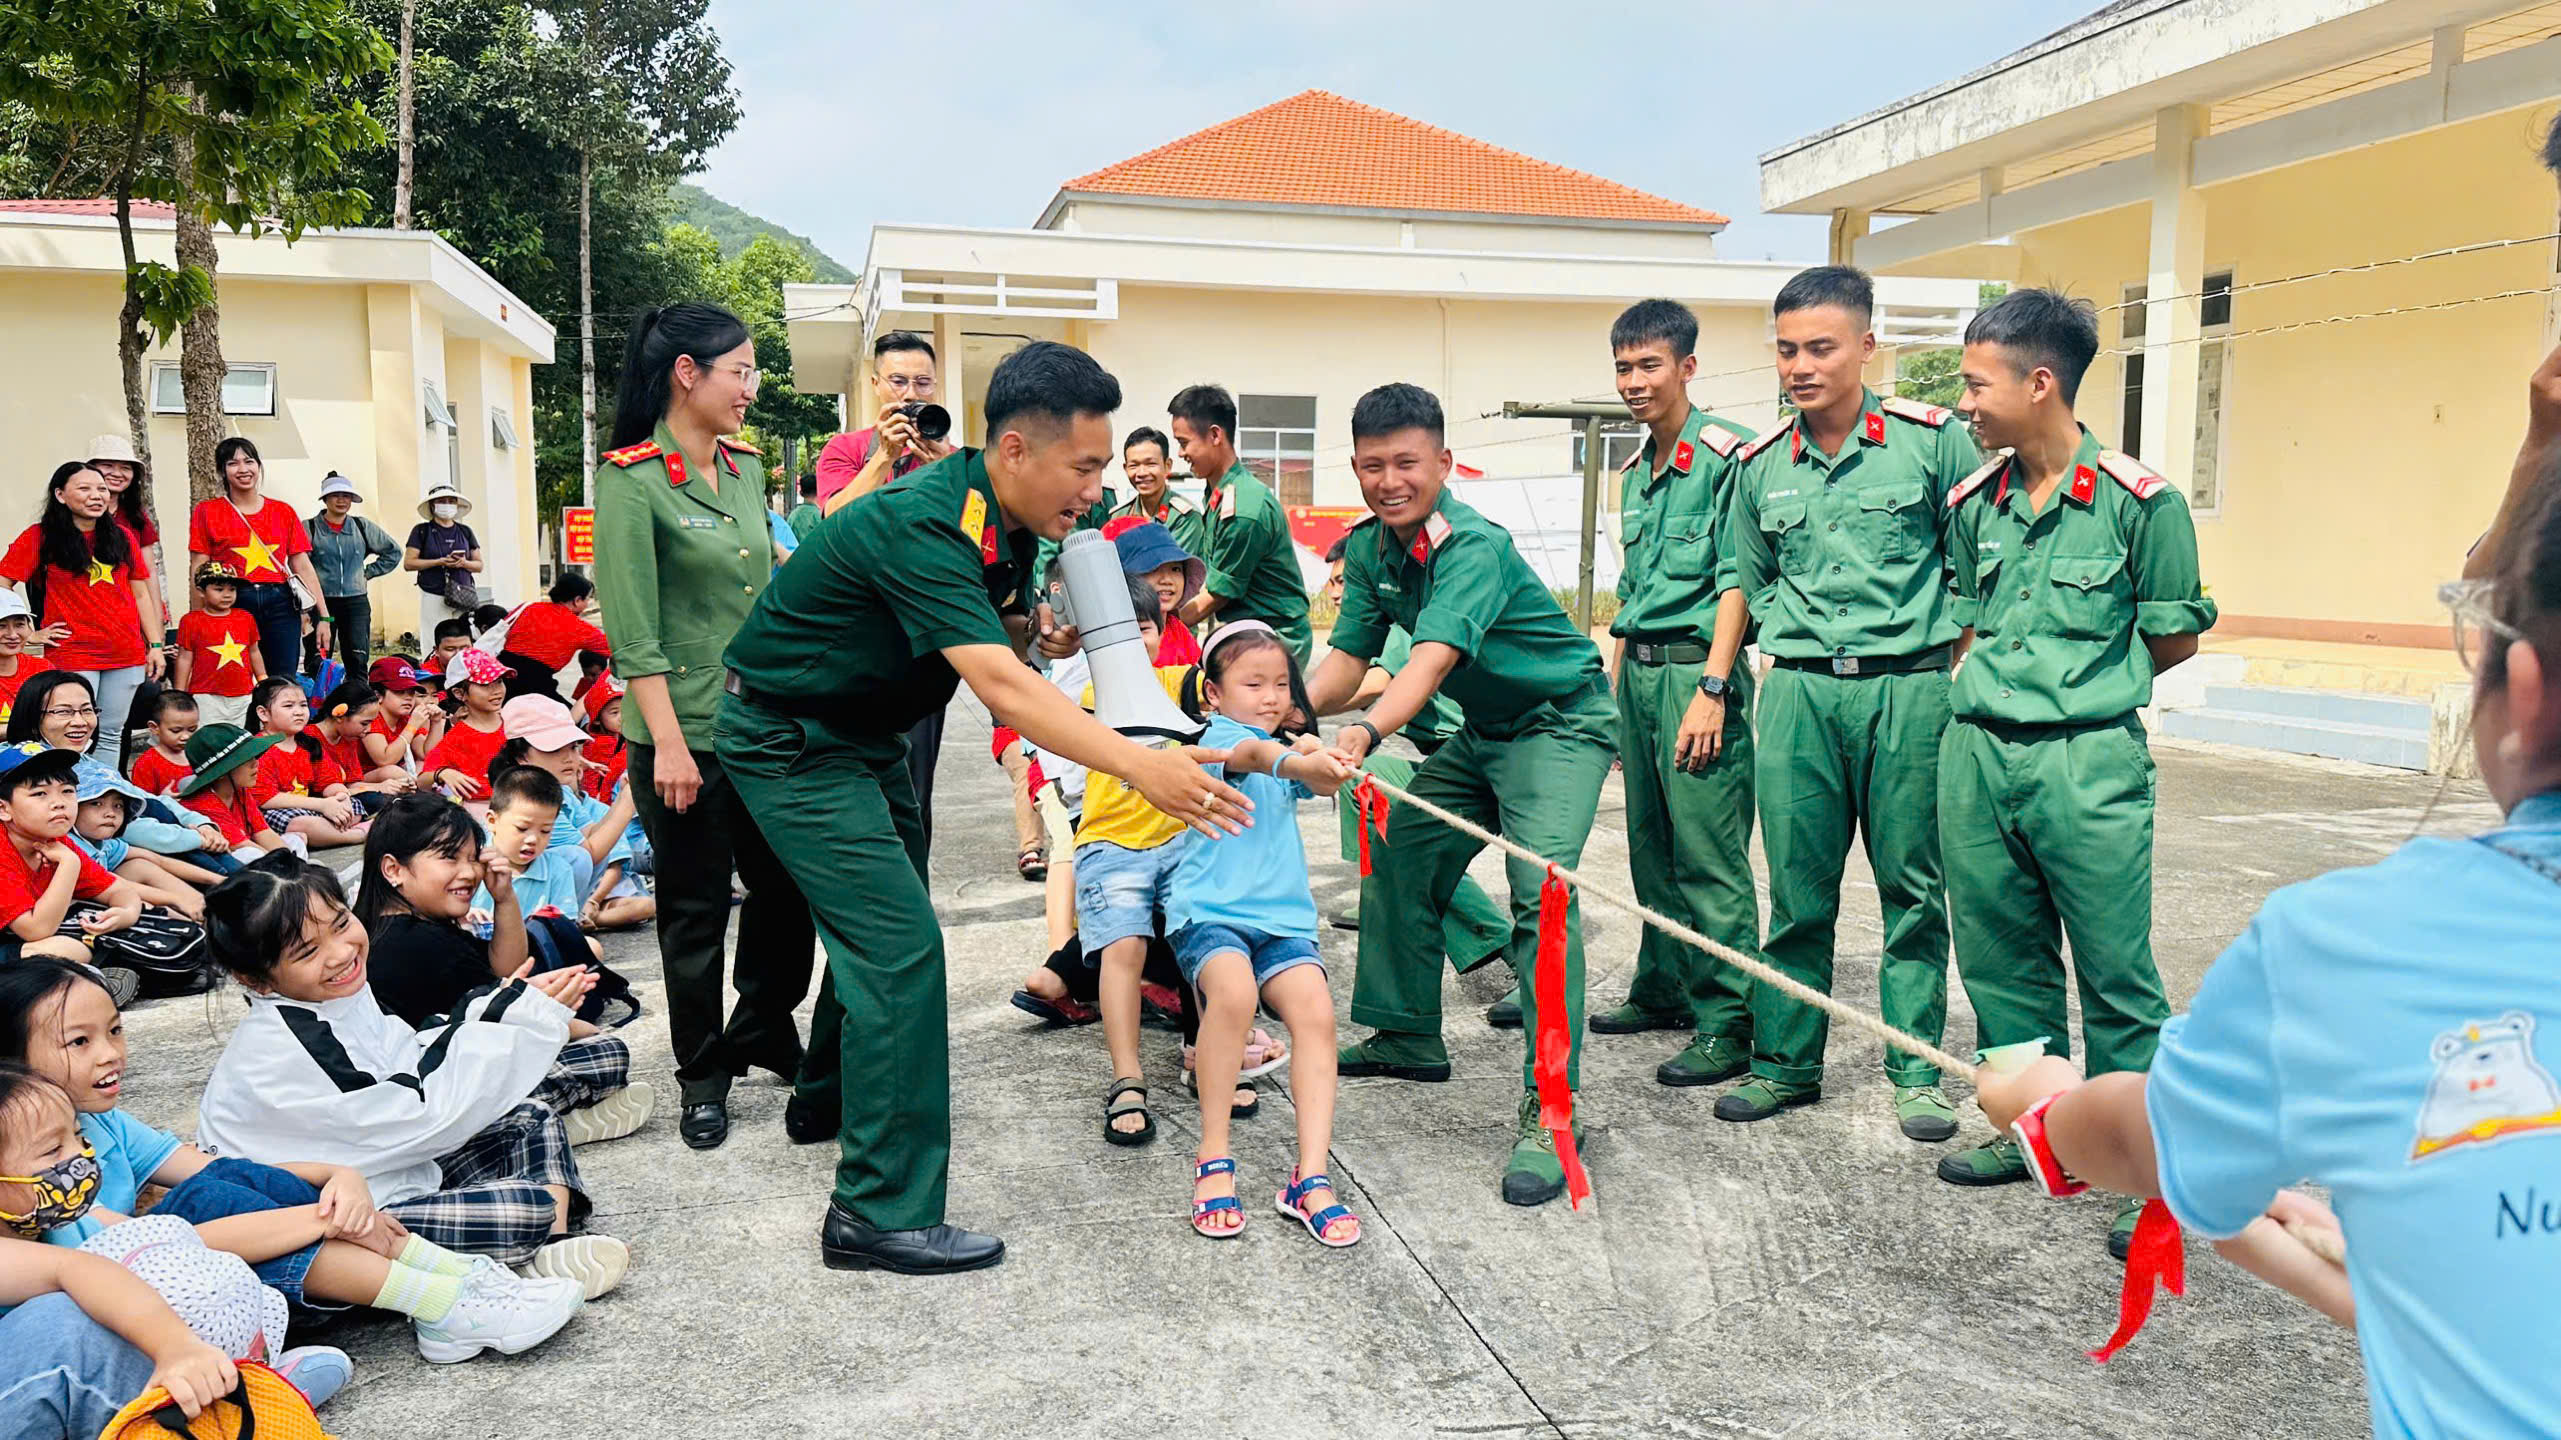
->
[1239, 394, 1317, 508]
[2118, 270, 2232, 514]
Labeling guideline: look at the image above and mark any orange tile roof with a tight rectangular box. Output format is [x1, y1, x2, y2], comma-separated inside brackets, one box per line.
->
[0, 197, 176, 219]
[1061, 90, 1726, 228]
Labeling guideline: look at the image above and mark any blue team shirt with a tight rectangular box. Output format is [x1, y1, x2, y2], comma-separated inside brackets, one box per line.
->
[1165, 714, 1317, 941]
[2147, 790, 2561, 1437]
[44, 1109, 184, 1246]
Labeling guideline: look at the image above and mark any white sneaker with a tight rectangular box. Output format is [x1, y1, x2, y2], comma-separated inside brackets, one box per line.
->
[563, 1081, 655, 1146]
[524, 1234, 631, 1300]
[413, 1258, 584, 1364]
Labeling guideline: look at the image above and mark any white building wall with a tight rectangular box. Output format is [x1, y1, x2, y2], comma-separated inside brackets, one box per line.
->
[1054, 197, 1720, 259]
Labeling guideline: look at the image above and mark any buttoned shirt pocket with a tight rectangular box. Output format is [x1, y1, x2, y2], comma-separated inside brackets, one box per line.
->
[1763, 498, 1812, 575]
[1857, 481, 1929, 562]
[1662, 512, 1717, 581]
[2047, 551, 2129, 640]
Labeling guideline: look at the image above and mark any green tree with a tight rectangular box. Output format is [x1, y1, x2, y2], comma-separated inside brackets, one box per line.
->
[723, 233, 839, 486]
[1893, 283, 2010, 409]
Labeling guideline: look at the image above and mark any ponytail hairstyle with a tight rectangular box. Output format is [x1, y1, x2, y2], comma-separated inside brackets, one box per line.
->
[205, 849, 352, 985]
[486, 737, 534, 790]
[609, 302, 752, 451]
[352, 793, 480, 930]
[1188, 625, 1317, 742]
[38, 462, 132, 577]
[249, 676, 320, 760]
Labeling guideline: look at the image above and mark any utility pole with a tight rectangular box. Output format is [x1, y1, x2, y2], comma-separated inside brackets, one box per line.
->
[1501, 400, 1633, 634]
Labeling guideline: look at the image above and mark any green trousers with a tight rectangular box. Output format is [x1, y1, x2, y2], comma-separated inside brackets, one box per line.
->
[717, 695, 948, 1230]
[1752, 664, 1951, 1087]
[1336, 749, 1512, 972]
[1349, 682, 1615, 1089]
[1616, 653, 1760, 1040]
[1939, 716, 2168, 1079]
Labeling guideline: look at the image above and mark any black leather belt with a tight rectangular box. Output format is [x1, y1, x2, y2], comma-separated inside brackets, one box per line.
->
[1623, 640, 1709, 665]
[1772, 647, 1950, 678]
[724, 668, 841, 720]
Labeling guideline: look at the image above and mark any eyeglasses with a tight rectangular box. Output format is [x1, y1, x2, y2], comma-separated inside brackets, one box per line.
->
[701, 361, 761, 387]
[2441, 579, 2524, 675]
[43, 705, 99, 720]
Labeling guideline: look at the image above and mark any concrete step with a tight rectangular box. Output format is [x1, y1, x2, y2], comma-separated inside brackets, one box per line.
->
[2156, 706, 2431, 771]
[2237, 653, 2462, 698]
[2199, 684, 2433, 731]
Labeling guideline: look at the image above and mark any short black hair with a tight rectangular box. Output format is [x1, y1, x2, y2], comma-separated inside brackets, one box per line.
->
[1167, 385, 1238, 442]
[432, 618, 474, 643]
[1127, 573, 1162, 629]
[0, 750, 78, 800]
[1611, 299, 1699, 359]
[487, 763, 564, 816]
[471, 603, 508, 633]
[1324, 534, 1351, 565]
[1964, 287, 2101, 405]
[2544, 109, 2560, 176]
[1350, 383, 1444, 447]
[317, 681, 378, 722]
[873, 330, 935, 364]
[547, 573, 593, 606]
[1123, 426, 1171, 460]
[985, 341, 1122, 440]
[1774, 265, 1874, 327]
[799, 472, 818, 499]
[149, 690, 198, 723]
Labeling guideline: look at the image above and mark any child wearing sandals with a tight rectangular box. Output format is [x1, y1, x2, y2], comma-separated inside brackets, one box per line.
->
[194, 853, 648, 1308]
[1167, 622, 1362, 1247]
[0, 957, 589, 1367]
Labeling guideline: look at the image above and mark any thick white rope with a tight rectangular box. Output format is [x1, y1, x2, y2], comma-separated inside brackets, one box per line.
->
[1353, 770, 1980, 1083]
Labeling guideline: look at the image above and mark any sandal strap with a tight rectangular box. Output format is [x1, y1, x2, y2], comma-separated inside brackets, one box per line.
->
[1193, 1195, 1241, 1215]
[1306, 1204, 1354, 1230]
[1284, 1171, 1332, 1202]
[1195, 1155, 1236, 1178]
[1105, 1078, 1147, 1104]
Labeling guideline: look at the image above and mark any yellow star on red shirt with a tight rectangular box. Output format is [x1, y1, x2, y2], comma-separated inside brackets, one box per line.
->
[232, 529, 280, 579]
[85, 558, 115, 586]
[208, 633, 249, 672]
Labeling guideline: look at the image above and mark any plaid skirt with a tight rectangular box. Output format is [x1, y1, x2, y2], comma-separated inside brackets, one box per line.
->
[378, 1035, 630, 1267]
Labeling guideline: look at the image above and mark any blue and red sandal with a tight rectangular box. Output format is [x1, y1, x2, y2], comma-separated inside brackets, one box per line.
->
[1276, 1168, 1361, 1248]
[1192, 1156, 1244, 1239]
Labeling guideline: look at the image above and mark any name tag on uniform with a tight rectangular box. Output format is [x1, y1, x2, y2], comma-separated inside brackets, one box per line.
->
[680, 515, 718, 530]
[1981, 539, 2004, 553]
[1375, 580, 1401, 595]
[1765, 488, 1800, 502]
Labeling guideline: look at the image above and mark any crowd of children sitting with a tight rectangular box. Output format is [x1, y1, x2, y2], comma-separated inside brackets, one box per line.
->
[0, 592, 662, 1430]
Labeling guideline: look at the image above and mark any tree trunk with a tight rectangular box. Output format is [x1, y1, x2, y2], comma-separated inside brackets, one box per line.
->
[172, 129, 228, 507]
[579, 145, 597, 507]
[392, 0, 416, 229]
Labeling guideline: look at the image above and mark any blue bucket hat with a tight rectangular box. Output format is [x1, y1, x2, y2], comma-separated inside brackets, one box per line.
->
[1111, 521, 1205, 604]
[74, 763, 154, 811]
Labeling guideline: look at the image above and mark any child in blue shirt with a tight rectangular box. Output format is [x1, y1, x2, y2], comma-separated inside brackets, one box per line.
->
[1977, 483, 2561, 1436]
[1165, 622, 1361, 1248]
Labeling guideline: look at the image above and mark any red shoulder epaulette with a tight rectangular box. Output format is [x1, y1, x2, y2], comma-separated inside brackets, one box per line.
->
[2097, 449, 2169, 500]
[717, 436, 760, 456]
[601, 441, 662, 468]
[1697, 422, 1745, 459]
[1620, 447, 1646, 473]
[1944, 455, 2008, 510]
[1736, 418, 1795, 463]
[1882, 396, 1956, 428]
[1409, 510, 1454, 564]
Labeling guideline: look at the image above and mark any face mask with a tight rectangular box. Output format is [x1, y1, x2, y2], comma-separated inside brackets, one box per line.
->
[0, 1144, 103, 1239]
[432, 502, 459, 521]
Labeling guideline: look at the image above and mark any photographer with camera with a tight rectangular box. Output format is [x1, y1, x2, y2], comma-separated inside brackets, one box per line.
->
[815, 331, 957, 513]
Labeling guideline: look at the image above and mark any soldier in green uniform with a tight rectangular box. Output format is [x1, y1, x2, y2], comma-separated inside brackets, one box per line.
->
[1169, 385, 1315, 665]
[1308, 383, 1616, 1208]
[1591, 300, 1766, 1089]
[1110, 426, 1208, 557]
[716, 341, 1252, 1275]
[1722, 266, 1979, 1140]
[1933, 289, 2215, 1257]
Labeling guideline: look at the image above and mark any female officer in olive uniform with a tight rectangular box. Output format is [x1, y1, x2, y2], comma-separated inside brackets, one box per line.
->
[717, 341, 1250, 1276]
[593, 302, 817, 1155]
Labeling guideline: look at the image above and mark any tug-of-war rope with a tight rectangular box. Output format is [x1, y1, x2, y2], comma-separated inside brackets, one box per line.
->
[1347, 770, 2345, 1360]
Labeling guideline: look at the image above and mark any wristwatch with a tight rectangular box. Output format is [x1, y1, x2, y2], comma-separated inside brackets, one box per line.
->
[1345, 720, 1383, 754]
[1697, 672, 1730, 699]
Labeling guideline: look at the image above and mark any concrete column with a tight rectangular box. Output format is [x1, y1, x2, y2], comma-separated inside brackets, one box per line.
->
[933, 311, 971, 446]
[1827, 208, 1871, 267]
[2140, 104, 2208, 498]
[365, 284, 430, 648]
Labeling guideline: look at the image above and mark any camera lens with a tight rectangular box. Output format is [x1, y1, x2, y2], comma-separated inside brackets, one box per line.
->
[909, 403, 952, 443]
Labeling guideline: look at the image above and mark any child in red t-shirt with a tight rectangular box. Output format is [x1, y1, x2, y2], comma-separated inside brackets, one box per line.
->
[578, 679, 628, 802]
[172, 564, 265, 731]
[310, 680, 413, 802]
[421, 650, 513, 802]
[129, 692, 198, 799]
[176, 725, 292, 856]
[246, 678, 367, 847]
[362, 656, 440, 772]
[0, 742, 141, 963]
[0, 593, 52, 735]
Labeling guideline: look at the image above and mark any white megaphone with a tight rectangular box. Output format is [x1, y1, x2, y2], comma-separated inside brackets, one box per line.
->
[1055, 529, 1206, 743]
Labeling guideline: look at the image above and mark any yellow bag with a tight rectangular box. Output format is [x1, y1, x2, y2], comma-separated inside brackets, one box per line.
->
[96, 1361, 332, 1440]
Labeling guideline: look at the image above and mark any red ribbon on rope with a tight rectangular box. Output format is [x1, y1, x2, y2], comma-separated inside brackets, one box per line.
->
[1530, 866, 1590, 1208]
[1353, 775, 1390, 877]
[2089, 1198, 2185, 1362]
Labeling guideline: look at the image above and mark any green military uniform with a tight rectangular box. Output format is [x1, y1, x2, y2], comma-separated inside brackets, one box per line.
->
[593, 426, 816, 1110]
[716, 448, 1041, 1229]
[1940, 430, 2214, 1080]
[1200, 461, 1313, 664]
[1726, 391, 1979, 1093]
[1608, 407, 1763, 1061]
[1111, 490, 1209, 560]
[1031, 486, 1117, 589]
[1334, 493, 1614, 1110]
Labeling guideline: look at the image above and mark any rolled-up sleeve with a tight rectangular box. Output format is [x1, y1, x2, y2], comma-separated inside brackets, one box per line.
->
[2130, 491, 2218, 638]
[2145, 916, 2289, 1240]
[870, 515, 1008, 658]
[594, 474, 666, 679]
[1406, 532, 1500, 663]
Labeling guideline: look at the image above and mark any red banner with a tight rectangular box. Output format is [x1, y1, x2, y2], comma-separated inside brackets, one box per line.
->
[561, 507, 595, 566]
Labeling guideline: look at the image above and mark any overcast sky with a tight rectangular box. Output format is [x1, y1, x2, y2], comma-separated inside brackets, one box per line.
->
[696, 0, 2091, 270]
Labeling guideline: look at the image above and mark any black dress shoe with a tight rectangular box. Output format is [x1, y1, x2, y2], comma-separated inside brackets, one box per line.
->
[679, 1100, 729, 1150]
[819, 1203, 1004, 1275]
[782, 1094, 836, 1145]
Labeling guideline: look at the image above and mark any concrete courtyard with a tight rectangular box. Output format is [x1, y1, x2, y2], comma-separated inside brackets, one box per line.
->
[113, 703, 2470, 1438]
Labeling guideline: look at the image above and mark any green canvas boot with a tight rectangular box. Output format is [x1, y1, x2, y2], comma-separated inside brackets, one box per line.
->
[1587, 1001, 1691, 1035]
[1655, 1034, 1750, 1088]
[1485, 984, 1523, 1030]
[2107, 1194, 2145, 1260]
[1937, 1134, 2030, 1186]
[1894, 1084, 1959, 1143]
[1501, 1091, 1584, 1207]
[1337, 1031, 1452, 1083]
[1711, 1076, 1820, 1123]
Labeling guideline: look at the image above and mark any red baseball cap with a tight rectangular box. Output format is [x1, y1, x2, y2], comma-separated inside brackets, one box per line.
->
[366, 656, 425, 693]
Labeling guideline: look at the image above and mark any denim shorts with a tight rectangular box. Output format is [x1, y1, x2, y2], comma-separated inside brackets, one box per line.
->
[1074, 840, 1182, 951]
[1171, 922, 1322, 988]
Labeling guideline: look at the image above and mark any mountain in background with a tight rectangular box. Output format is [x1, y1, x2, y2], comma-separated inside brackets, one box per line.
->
[669, 183, 856, 283]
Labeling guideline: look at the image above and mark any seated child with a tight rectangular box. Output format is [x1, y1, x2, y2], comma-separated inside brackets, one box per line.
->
[175, 725, 298, 861]
[197, 854, 643, 1301]
[493, 696, 649, 931]
[311, 682, 414, 799]
[0, 1233, 255, 1430]
[0, 744, 142, 990]
[246, 678, 369, 848]
[428, 618, 474, 678]
[1166, 622, 1360, 1247]
[577, 678, 628, 803]
[0, 958, 587, 1367]
[365, 656, 442, 772]
[0, 590, 50, 735]
[127, 691, 197, 800]
[420, 650, 511, 802]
